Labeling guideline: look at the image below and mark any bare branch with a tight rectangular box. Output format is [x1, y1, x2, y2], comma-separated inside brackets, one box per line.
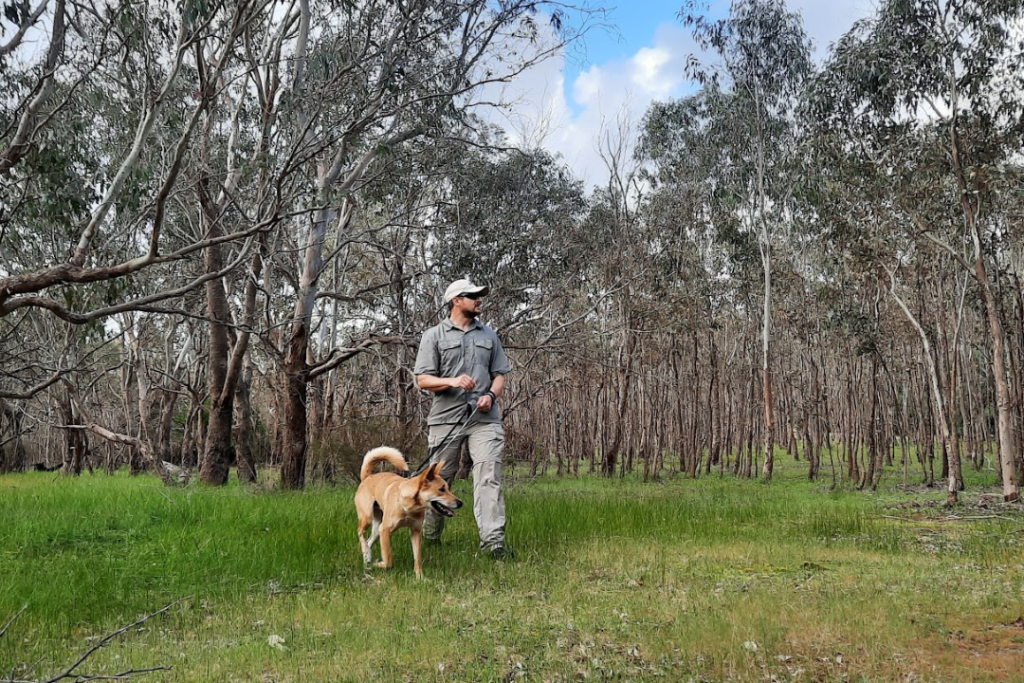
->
[63, 383, 176, 485]
[0, 0, 66, 176]
[1, 604, 174, 683]
[0, 0, 49, 57]
[907, 211, 975, 274]
[0, 605, 28, 641]
[0, 370, 68, 401]
[307, 335, 414, 380]
[42, 603, 176, 683]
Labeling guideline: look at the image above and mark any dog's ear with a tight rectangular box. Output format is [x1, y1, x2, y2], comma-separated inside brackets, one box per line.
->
[425, 460, 445, 482]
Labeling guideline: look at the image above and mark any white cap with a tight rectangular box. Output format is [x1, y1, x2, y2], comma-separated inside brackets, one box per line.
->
[443, 278, 489, 302]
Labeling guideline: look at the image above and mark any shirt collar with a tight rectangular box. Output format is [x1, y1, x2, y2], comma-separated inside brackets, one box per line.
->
[442, 317, 482, 332]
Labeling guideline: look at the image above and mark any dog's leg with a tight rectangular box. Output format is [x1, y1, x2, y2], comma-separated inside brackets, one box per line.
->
[364, 516, 381, 564]
[377, 526, 393, 569]
[359, 529, 370, 565]
[357, 513, 372, 565]
[411, 527, 423, 579]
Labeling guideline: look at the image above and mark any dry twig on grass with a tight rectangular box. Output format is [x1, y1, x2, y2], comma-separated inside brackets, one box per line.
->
[1, 603, 176, 683]
[0, 604, 28, 641]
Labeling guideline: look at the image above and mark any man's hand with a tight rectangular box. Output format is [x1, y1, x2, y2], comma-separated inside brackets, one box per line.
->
[479, 374, 505, 413]
[449, 374, 476, 391]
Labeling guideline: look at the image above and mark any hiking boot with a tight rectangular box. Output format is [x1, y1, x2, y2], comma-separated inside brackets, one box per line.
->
[486, 545, 511, 560]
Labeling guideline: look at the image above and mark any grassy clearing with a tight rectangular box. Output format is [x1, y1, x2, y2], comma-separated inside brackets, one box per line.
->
[1, 458, 1023, 682]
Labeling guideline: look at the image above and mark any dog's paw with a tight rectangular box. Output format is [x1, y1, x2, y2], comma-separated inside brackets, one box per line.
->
[376, 561, 388, 569]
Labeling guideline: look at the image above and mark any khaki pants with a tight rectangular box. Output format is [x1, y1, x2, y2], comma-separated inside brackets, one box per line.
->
[423, 422, 506, 550]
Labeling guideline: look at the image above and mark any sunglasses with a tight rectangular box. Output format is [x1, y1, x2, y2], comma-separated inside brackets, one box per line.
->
[457, 292, 483, 300]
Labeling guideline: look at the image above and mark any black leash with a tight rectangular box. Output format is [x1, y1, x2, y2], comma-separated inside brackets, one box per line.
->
[406, 403, 480, 478]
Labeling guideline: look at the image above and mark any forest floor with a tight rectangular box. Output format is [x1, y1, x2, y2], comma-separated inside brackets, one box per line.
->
[1, 455, 1023, 682]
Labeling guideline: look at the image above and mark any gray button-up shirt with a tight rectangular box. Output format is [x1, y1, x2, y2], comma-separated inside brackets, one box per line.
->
[414, 318, 511, 425]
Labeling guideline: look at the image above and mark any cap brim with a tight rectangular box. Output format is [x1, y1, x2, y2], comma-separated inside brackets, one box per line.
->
[444, 283, 490, 301]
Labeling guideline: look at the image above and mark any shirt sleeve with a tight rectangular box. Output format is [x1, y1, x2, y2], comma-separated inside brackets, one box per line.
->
[413, 327, 440, 376]
[490, 332, 512, 376]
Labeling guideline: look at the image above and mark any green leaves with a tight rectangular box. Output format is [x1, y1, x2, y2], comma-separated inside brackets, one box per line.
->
[814, 0, 1024, 127]
[178, 0, 221, 29]
[682, 0, 812, 96]
[432, 148, 586, 305]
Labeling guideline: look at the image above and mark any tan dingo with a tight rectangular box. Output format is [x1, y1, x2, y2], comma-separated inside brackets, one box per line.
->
[354, 446, 463, 579]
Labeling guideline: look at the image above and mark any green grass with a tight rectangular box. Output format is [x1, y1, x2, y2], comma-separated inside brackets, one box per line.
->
[1, 457, 1023, 682]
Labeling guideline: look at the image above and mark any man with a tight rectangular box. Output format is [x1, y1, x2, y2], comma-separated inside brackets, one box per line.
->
[413, 278, 512, 558]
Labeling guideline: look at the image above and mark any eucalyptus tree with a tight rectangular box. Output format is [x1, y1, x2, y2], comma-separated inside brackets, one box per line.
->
[257, 0, 591, 489]
[0, 0, 263, 327]
[431, 147, 588, 326]
[809, 0, 1024, 501]
[299, 132, 473, 442]
[802, 108, 977, 499]
[642, 0, 812, 479]
[191, 0, 291, 484]
[305, 141, 590, 460]
[0, 0, 267, 481]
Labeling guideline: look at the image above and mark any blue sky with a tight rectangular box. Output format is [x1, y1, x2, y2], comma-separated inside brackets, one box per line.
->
[566, 1, 699, 80]
[484, 0, 877, 189]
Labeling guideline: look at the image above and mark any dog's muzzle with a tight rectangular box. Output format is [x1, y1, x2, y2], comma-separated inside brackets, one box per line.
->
[431, 499, 462, 518]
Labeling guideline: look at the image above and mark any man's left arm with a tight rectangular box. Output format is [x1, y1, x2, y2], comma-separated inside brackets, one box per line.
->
[478, 331, 512, 413]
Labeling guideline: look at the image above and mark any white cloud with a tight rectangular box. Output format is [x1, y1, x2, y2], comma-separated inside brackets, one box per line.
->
[786, 0, 877, 60]
[631, 46, 676, 95]
[552, 22, 696, 190]
[476, 2, 877, 192]
[573, 65, 603, 106]
[478, 20, 696, 190]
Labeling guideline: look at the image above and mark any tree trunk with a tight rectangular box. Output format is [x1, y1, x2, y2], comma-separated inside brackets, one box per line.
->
[281, 323, 310, 490]
[58, 393, 87, 475]
[867, 354, 883, 491]
[155, 390, 178, 465]
[197, 211, 235, 484]
[950, 122, 1019, 502]
[234, 363, 258, 484]
[201, 402, 234, 485]
[760, 241, 775, 481]
[603, 307, 636, 476]
[975, 261, 1019, 501]
[0, 400, 28, 473]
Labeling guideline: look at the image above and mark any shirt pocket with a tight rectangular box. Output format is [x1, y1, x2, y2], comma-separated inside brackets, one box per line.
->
[439, 339, 463, 376]
[473, 337, 493, 369]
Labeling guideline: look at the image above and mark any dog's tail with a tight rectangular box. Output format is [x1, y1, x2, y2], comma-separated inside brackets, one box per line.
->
[360, 446, 408, 481]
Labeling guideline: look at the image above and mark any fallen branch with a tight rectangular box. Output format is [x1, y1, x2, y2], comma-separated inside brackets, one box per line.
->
[2, 603, 177, 683]
[0, 604, 28, 640]
[61, 382, 177, 486]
